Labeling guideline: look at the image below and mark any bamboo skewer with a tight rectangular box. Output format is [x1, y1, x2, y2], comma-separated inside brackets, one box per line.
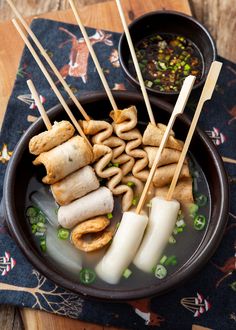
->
[166, 61, 223, 201]
[12, 19, 92, 149]
[6, 0, 90, 122]
[27, 80, 52, 130]
[115, 0, 155, 126]
[68, 0, 118, 111]
[136, 75, 196, 214]
[222, 156, 236, 165]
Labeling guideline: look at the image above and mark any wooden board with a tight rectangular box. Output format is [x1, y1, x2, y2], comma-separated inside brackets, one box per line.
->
[0, 0, 191, 329]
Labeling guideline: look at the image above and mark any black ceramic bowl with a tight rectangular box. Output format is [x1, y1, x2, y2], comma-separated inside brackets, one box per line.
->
[4, 91, 228, 300]
[119, 11, 216, 99]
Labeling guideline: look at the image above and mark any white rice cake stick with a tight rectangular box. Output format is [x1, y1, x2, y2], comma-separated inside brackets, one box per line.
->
[133, 197, 180, 272]
[96, 211, 148, 284]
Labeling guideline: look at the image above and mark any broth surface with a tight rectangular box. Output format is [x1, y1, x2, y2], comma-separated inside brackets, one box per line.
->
[25, 154, 210, 290]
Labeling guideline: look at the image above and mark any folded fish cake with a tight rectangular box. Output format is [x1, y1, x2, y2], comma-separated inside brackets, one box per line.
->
[144, 146, 184, 168]
[143, 123, 183, 150]
[153, 163, 190, 187]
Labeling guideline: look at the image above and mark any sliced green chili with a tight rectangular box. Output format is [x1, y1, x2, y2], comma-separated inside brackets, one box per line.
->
[194, 215, 206, 231]
[195, 194, 208, 207]
[79, 268, 96, 285]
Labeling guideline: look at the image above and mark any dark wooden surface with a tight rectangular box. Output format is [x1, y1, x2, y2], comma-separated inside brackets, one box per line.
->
[0, 305, 23, 330]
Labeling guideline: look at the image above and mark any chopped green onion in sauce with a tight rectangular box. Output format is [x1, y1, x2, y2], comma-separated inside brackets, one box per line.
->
[107, 213, 113, 219]
[130, 33, 203, 92]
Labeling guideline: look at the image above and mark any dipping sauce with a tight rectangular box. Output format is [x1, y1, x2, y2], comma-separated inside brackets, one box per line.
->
[129, 33, 204, 92]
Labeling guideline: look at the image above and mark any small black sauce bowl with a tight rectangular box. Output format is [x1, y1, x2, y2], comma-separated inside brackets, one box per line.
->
[119, 11, 217, 101]
[4, 91, 228, 301]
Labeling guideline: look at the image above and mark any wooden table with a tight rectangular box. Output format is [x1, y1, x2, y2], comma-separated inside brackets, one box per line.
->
[0, 1, 209, 329]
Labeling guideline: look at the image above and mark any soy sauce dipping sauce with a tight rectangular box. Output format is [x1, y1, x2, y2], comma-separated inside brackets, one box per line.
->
[129, 33, 204, 92]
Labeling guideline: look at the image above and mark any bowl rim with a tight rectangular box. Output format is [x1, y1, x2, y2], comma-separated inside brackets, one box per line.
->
[4, 90, 228, 300]
[118, 10, 217, 95]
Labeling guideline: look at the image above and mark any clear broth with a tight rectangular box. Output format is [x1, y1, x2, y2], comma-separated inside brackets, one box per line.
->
[25, 153, 210, 290]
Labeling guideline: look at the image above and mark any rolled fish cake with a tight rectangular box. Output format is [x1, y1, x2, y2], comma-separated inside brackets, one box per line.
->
[29, 120, 75, 155]
[58, 187, 114, 229]
[33, 136, 93, 184]
[51, 165, 100, 205]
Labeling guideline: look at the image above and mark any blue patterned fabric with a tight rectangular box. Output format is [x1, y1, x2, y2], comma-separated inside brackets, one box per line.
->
[0, 18, 236, 329]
